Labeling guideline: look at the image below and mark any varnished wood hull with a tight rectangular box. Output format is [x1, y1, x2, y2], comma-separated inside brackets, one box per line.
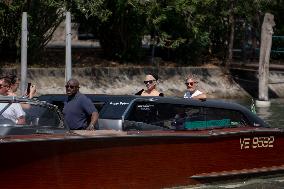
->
[1, 129, 284, 189]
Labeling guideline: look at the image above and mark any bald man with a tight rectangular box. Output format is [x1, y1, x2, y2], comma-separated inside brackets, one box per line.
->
[63, 79, 99, 130]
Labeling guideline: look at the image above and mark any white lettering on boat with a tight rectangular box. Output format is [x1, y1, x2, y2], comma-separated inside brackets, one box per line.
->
[109, 102, 129, 106]
[240, 136, 274, 149]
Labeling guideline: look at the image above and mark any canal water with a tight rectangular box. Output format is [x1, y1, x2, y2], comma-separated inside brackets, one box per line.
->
[233, 98, 284, 129]
[181, 98, 284, 189]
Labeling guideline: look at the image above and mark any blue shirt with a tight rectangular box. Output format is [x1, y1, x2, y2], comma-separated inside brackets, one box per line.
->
[63, 92, 98, 129]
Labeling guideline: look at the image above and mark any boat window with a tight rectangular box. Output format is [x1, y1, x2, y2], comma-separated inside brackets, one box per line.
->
[0, 102, 62, 128]
[49, 101, 65, 112]
[129, 103, 158, 122]
[204, 107, 249, 128]
[24, 103, 62, 127]
[125, 102, 204, 130]
[125, 102, 249, 131]
[99, 100, 130, 119]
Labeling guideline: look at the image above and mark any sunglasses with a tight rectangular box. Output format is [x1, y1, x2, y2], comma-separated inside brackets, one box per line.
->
[0, 84, 9, 88]
[185, 82, 196, 86]
[144, 80, 156, 84]
[65, 85, 77, 89]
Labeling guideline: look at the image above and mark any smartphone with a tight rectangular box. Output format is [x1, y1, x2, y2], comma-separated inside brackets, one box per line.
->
[27, 82, 31, 95]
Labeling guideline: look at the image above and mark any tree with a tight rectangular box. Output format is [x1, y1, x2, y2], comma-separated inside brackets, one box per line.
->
[0, 0, 65, 63]
[0, 1, 23, 61]
[72, 0, 214, 64]
[26, 0, 66, 63]
[71, 0, 146, 62]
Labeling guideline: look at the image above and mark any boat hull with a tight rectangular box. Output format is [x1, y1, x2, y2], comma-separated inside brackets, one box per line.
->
[1, 129, 284, 189]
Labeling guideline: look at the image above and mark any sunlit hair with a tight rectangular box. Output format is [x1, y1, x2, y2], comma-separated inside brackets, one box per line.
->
[0, 76, 12, 86]
[6, 74, 18, 85]
[146, 73, 159, 81]
[185, 74, 197, 82]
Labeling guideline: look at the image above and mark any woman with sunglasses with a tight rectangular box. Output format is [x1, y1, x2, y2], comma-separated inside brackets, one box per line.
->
[183, 74, 206, 100]
[135, 74, 164, 96]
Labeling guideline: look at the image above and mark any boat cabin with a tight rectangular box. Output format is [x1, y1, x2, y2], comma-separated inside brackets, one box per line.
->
[38, 94, 268, 131]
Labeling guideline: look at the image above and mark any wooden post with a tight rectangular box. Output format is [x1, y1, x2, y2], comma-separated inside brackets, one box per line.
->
[256, 13, 275, 107]
[65, 12, 72, 82]
[226, 0, 235, 72]
[20, 12, 28, 96]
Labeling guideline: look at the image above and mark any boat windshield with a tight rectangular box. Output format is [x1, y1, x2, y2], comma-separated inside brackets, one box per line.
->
[0, 101, 62, 128]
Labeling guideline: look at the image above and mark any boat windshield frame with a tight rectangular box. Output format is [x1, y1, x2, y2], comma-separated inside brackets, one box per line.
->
[0, 96, 65, 131]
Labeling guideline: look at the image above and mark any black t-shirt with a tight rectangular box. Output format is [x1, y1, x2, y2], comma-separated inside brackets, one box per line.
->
[135, 89, 164, 96]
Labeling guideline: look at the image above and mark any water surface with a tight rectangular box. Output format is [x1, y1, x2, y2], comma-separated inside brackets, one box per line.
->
[233, 98, 284, 129]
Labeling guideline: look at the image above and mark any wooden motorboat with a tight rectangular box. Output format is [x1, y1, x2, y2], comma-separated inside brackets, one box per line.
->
[0, 95, 284, 189]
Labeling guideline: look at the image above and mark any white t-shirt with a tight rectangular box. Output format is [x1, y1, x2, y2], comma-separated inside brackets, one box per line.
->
[184, 90, 203, 99]
[2, 103, 25, 123]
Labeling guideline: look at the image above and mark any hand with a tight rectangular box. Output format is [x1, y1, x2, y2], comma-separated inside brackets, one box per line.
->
[86, 123, 95, 130]
[29, 85, 37, 99]
[24, 85, 37, 98]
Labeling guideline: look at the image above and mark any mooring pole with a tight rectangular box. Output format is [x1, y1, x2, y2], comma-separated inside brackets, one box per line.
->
[20, 12, 28, 96]
[256, 13, 275, 107]
[65, 11, 72, 82]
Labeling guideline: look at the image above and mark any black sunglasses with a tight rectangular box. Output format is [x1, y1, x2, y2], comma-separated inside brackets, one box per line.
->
[144, 80, 156, 84]
[65, 85, 77, 89]
[185, 82, 196, 86]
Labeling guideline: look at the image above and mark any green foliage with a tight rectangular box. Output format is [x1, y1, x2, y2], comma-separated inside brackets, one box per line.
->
[161, 0, 214, 63]
[71, 0, 147, 61]
[0, 0, 283, 64]
[0, 0, 65, 63]
[264, 0, 284, 34]
[71, 0, 111, 21]
[27, 0, 66, 63]
[0, 1, 23, 57]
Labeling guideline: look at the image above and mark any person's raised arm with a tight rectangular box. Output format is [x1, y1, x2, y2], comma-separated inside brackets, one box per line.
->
[192, 93, 207, 101]
[28, 85, 37, 99]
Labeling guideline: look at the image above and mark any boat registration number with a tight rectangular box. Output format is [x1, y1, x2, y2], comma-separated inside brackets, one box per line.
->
[240, 136, 274, 149]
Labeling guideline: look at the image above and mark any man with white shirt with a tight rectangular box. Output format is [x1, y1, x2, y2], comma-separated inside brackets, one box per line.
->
[183, 74, 207, 100]
[0, 77, 26, 124]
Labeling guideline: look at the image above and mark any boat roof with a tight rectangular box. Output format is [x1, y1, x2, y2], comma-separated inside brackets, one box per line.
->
[38, 94, 267, 127]
[39, 94, 248, 110]
[0, 94, 275, 137]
